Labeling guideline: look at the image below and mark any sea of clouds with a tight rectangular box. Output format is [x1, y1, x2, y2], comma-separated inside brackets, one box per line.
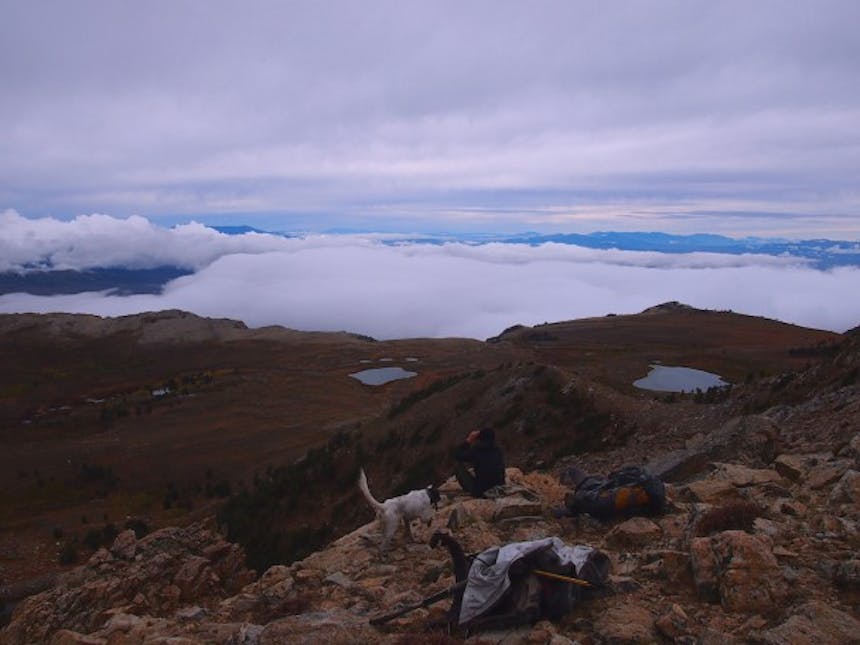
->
[1, 211, 858, 339]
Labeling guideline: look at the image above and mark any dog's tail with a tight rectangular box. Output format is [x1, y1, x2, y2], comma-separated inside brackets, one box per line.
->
[358, 468, 385, 511]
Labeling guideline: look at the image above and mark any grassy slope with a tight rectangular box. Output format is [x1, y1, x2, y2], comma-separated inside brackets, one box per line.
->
[0, 307, 842, 579]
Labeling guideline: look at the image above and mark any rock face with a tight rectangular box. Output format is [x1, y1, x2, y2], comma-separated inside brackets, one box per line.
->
[752, 600, 860, 645]
[648, 415, 781, 482]
[690, 530, 787, 613]
[4, 405, 859, 644]
[2, 525, 254, 644]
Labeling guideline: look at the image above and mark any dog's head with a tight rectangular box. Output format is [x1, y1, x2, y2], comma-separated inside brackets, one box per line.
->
[425, 484, 441, 510]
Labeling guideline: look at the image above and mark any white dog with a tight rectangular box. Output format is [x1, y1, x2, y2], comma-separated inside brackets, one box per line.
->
[358, 468, 441, 553]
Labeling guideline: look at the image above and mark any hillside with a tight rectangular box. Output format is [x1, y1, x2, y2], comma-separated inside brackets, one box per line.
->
[3, 382, 860, 642]
[1, 306, 857, 642]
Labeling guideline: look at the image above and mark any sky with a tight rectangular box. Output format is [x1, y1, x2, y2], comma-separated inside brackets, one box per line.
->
[2, 3, 859, 338]
[2, 210, 859, 339]
[2, 1, 859, 238]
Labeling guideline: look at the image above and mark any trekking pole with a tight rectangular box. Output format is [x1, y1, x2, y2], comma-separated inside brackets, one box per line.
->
[531, 569, 593, 587]
[369, 579, 468, 626]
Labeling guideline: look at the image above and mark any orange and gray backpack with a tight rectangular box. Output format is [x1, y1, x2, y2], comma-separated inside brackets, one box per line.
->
[563, 465, 665, 519]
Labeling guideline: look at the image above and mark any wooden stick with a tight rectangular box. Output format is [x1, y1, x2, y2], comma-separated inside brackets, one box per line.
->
[369, 580, 467, 626]
[532, 569, 593, 587]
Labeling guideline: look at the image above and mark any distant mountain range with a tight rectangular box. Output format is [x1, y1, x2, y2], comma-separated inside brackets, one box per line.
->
[0, 266, 192, 296]
[0, 228, 857, 296]
[391, 231, 860, 270]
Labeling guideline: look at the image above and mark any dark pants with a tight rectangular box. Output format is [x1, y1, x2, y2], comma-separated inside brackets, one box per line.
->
[454, 462, 482, 497]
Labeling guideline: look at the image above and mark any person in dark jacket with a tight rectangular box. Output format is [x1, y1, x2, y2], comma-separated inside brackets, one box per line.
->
[453, 427, 506, 497]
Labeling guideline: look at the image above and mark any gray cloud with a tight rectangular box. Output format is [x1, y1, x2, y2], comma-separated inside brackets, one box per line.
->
[1, 2, 858, 236]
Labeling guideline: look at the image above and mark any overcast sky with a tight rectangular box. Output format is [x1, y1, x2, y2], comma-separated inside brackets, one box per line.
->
[2, 1, 859, 237]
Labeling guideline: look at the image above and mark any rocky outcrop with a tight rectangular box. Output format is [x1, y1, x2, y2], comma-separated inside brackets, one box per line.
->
[690, 530, 787, 613]
[4, 426, 859, 644]
[0, 310, 373, 345]
[3, 524, 253, 644]
[751, 600, 860, 645]
[648, 415, 781, 482]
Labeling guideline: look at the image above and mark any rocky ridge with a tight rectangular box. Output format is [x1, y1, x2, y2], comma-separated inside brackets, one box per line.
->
[0, 310, 371, 345]
[3, 408, 859, 644]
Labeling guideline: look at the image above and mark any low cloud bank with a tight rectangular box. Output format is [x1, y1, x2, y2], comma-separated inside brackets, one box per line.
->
[1, 222, 858, 338]
[0, 210, 813, 273]
[0, 210, 300, 272]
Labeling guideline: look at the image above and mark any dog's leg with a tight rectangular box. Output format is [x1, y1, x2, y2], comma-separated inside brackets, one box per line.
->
[402, 517, 415, 542]
[379, 517, 396, 555]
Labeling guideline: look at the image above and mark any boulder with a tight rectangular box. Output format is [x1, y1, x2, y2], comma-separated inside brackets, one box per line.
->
[712, 463, 785, 487]
[593, 604, 655, 643]
[259, 610, 379, 644]
[492, 497, 544, 521]
[807, 461, 851, 489]
[655, 603, 692, 640]
[173, 556, 217, 602]
[771, 498, 807, 517]
[829, 469, 860, 504]
[659, 549, 693, 588]
[452, 498, 498, 524]
[686, 478, 746, 504]
[648, 415, 780, 482]
[690, 530, 787, 613]
[833, 559, 860, 590]
[690, 538, 720, 602]
[657, 513, 687, 543]
[605, 517, 662, 549]
[48, 631, 106, 645]
[752, 517, 784, 540]
[323, 572, 352, 589]
[773, 454, 807, 482]
[837, 432, 860, 461]
[109, 530, 137, 561]
[772, 452, 833, 481]
[258, 565, 293, 592]
[752, 600, 860, 645]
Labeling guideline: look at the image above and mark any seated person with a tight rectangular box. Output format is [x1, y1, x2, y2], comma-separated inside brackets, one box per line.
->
[454, 427, 506, 497]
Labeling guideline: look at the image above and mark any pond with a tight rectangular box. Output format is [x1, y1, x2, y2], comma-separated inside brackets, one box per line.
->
[349, 367, 418, 386]
[634, 365, 729, 393]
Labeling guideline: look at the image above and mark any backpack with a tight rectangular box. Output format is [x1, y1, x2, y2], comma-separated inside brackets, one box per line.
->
[564, 465, 665, 520]
[465, 544, 610, 630]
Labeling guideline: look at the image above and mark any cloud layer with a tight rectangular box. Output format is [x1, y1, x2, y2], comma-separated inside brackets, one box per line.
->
[0, 210, 297, 272]
[1, 213, 858, 339]
[2, 2, 859, 236]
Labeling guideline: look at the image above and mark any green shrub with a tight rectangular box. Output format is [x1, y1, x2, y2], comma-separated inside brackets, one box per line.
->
[388, 372, 473, 418]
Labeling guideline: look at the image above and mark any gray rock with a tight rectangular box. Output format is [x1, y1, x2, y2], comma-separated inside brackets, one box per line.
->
[323, 572, 353, 588]
[751, 600, 860, 644]
[690, 530, 787, 613]
[834, 559, 860, 590]
[829, 469, 860, 504]
[648, 415, 781, 482]
[109, 530, 137, 560]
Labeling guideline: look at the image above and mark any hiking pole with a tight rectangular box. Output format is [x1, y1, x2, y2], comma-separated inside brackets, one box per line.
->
[369, 579, 468, 626]
[531, 569, 593, 587]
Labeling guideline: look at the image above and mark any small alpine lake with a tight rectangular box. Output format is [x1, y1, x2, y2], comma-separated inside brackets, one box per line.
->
[349, 366, 418, 386]
[633, 365, 729, 393]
